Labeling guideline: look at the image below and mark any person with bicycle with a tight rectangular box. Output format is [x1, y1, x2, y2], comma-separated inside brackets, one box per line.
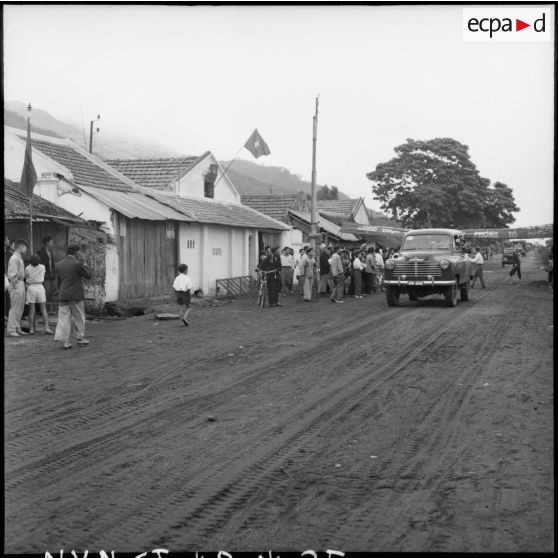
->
[259, 246, 282, 307]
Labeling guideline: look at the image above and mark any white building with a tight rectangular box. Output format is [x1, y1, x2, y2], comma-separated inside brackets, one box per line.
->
[5, 126, 288, 301]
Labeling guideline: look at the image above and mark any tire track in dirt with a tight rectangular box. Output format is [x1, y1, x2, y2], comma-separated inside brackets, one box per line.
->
[82, 304, 484, 548]
[214, 290, 524, 551]
[5, 310, 404, 476]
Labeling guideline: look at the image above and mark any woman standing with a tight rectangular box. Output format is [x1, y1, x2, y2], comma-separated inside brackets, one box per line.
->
[302, 247, 317, 302]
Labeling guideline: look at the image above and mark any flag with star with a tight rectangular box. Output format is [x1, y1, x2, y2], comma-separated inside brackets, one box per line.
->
[244, 128, 271, 159]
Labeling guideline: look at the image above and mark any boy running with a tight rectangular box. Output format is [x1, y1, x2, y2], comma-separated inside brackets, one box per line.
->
[173, 264, 192, 326]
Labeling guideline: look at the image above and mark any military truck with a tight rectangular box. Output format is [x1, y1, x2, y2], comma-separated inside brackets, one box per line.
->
[383, 228, 475, 307]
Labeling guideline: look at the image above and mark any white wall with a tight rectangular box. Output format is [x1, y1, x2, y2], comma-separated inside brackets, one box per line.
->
[54, 181, 116, 236]
[178, 222, 203, 291]
[280, 228, 304, 252]
[178, 154, 240, 202]
[179, 222, 257, 296]
[104, 243, 119, 302]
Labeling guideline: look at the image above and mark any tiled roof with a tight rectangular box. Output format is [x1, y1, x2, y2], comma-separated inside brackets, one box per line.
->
[4, 179, 89, 224]
[310, 199, 360, 217]
[143, 190, 289, 231]
[105, 154, 209, 190]
[241, 194, 306, 223]
[288, 209, 359, 242]
[78, 185, 191, 222]
[30, 138, 135, 192]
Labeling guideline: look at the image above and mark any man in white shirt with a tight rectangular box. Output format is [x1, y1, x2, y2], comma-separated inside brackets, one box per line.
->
[329, 245, 345, 303]
[280, 247, 295, 295]
[471, 247, 486, 289]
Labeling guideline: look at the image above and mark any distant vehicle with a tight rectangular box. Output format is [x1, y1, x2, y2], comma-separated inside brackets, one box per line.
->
[502, 248, 516, 267]
[383, 228, 475, 307]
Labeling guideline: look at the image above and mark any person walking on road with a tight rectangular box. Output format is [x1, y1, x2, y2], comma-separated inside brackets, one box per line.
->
[173, 263, 193, 326]
[471, 246, 486, 289]
[504, 250, 522, 283]
[53, 244, 92, 349]
[6, 239, 28, 338]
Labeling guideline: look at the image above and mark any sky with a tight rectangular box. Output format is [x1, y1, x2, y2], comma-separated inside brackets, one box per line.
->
[3, 4, 554, 227]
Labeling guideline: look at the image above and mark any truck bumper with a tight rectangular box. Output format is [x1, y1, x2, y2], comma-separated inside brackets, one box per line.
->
[384, 279, 456, 286]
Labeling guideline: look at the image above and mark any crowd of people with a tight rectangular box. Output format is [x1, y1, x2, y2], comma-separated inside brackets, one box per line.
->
[5, 235, 92, 348]
[255, 244, 396, 306]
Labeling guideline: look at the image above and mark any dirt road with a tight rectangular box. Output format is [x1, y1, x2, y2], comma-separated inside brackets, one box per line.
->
[4, 253, 554, 553]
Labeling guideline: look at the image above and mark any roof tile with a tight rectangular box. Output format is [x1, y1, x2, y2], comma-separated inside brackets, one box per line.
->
[241, 194, 306, 223]
[106, 156, 203, 190]
[31, 139, 134, 192]
[145, 190, 289, 231]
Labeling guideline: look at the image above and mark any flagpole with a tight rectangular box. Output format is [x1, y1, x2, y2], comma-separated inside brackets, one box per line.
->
[213, 143, 245, 190]
[27, 104, 34, 254]
[310, 95, 319, 251]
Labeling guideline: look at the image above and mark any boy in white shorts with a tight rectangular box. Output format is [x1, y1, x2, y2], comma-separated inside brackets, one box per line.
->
[25, 254, 53, 335]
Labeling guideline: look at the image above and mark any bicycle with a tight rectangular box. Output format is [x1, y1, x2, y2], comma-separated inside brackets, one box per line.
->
[257, 269, 275, 308]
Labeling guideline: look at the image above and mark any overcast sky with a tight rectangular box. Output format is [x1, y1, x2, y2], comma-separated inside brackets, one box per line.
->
[3, 4, 554, 227]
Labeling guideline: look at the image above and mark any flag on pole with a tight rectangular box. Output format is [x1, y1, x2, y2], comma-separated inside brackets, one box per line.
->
[20, 117, 37, 197]
[244, 128, 271, 159]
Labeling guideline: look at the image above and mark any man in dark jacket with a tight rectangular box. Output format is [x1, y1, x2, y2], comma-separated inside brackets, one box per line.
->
[259, 245, 282, 307]
[53, 244, 92, 349]
[318, 247, 332, 296]
[37, 236, 57, 307]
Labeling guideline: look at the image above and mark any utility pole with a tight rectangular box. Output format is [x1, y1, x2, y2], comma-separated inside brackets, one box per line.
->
[310, 95, 319, 250]
[89, 114, 100, 153]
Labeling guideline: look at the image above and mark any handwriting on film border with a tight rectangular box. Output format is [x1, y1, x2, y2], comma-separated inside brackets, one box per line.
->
[46, 550, 346, 558]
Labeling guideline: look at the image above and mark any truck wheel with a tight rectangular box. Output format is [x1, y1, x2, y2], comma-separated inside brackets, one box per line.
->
[386, 286, 400, 307]
[444, 279, 458, 307]
[460, 280, 470, 302]
[409, 292, 418, 301]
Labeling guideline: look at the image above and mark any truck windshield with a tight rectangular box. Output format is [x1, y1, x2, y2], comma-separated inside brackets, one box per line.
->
[402, 234, 452, 252]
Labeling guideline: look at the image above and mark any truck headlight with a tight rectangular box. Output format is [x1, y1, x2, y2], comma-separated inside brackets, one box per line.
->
[439, 259, 450, 269]
[385, 259, 395, 270]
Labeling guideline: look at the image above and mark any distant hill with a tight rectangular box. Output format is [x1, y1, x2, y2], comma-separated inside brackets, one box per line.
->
[5, 100, 353, 199]
[221, 158, 350, 199]
[4, 100, 179, 160]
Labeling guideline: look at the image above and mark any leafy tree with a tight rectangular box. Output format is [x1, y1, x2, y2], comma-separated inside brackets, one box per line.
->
[317, 185, 339, 200]
[366, 138, 519, 229]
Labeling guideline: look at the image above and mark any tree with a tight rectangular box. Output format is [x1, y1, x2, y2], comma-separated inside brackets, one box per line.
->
[317, 185, 339, 200]
[366, 138, 519, 229]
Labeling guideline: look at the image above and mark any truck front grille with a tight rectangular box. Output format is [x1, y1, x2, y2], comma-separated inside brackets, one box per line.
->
[394, 261, 442, 278]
